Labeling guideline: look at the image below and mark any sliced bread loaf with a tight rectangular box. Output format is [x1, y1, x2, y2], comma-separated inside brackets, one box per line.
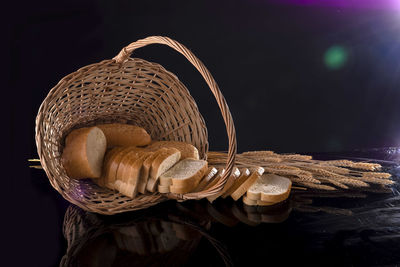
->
[246, 174, 292, 203]
[96, 123, 151, 148]
[146, 140, 199, 159]
[61, 126, 107, 179]
[146, 148, 181, 192]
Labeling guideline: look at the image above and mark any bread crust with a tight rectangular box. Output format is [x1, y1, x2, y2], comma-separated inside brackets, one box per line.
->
[221, 168, 251, 198]
[118, 152, 153, 198]
[61, 126, 106, 179]
[231, 167, 265, 201]
[207, 167, 242, 203]
[146, 141, 199, 159]
[96, 123, 151, 148]
[104, 147, 133, 189]
[246, 174, 292, 203]
[147, 148, 181, 192]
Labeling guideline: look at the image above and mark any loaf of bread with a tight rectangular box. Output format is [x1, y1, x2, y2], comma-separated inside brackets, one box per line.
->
[96, 123, 151, 148]
[61, 126, 107, 179]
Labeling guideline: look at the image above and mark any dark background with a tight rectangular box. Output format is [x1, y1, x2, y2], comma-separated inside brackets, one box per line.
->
[5, 0, 400, 266]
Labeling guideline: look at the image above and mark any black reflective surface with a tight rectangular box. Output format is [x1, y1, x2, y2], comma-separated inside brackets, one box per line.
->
[53, 149, 400, 266]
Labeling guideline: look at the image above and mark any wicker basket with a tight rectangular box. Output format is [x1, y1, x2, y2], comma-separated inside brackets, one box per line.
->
[35, 36, 237, 215]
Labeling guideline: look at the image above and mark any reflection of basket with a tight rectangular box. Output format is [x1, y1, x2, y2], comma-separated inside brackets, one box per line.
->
[60, 204, 232, 267]
[35, 36, 237, 214]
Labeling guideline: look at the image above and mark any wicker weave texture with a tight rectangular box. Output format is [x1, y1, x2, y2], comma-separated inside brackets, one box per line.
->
[35, 36, 237, 214]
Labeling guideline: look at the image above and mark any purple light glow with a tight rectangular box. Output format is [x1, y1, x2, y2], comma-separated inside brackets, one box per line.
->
[270, 0, 400, 10]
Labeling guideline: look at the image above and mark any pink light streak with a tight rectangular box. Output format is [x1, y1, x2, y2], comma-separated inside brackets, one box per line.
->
[271, 0, 400, 10]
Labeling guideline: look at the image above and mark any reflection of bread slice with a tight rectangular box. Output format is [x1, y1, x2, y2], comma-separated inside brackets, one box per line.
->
[147, 148, 181, 192]
[231, 202, 260, 226]
[221, 168, 251, 198]
[246, 174, 292, 203]
[62, 126, 107, 179]
[172, 222, 200, 240]
[207, 167, 242, 202]
[231, 167, 265, 201]
[206, 202, 239, 227]
[242, 195, 278, 206]
[146, 140, 199, 159]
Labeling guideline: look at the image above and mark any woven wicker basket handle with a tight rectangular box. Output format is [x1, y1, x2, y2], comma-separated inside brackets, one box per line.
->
[113, 36, 237, 199]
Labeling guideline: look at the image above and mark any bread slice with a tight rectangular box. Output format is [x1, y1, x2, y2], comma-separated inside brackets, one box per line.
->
[146, 140, 199, 159]
[116, 152, 153, 198]
[104, 147, 135, 189]
[158, 159, 208, 194]
[137, 148, 168, 194]
[193, 167, 219, 192]
[231, 167, 265, 201]
[61, 126, 107, 179]
[96, 123, 151, 148]
[114, 148, 146, 190]
[221, 168, 251, 199]
[93, 147, 124, 187]
[207, 167, 243, 203]
[246, 174, 292, 203]
[146, 148, 181, 192]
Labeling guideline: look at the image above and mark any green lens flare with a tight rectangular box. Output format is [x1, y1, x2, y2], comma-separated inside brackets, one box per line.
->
[324, 45, 348, 70]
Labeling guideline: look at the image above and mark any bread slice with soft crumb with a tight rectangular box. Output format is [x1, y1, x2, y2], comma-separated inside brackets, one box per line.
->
[207, 167, 243, 202]
[230, 167, 265, 201]
[146, 148, 181, 192]
[146, 140, 199, 159]
[157, 159, 208, 194]
[93, 147, 124, 187]
[160, 159, 207, 190]
[137, 148, 168, 194]
[104, 147, 137, 189]
[62, 126, 107, 179]
[116, 152, 153, 198]
[246, 174, 292, 203]
[114, 148, 146, 191]
[192, 167, 219, 192]
[221, 168, 251, 199]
